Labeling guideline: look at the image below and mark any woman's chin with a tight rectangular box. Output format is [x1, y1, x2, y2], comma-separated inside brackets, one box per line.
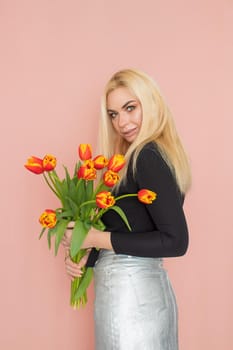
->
[122, 131, 139, 143]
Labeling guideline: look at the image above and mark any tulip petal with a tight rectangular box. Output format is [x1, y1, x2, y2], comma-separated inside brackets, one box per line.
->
[96, 191, 115, 208]
[43, 154, 57, 171]
[137, 189, 157, 204]
[39, 209, 57, 228]
[108, 154, 126, 172]
[24, 156, 44, 174]
[93, 155, 109, 169]
[103, 170, 120, 187]
[78, 144, 92, 161]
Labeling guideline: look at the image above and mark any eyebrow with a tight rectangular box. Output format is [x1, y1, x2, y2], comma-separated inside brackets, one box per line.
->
[107, 100, 137, 113]
[122, 100, 137, 109]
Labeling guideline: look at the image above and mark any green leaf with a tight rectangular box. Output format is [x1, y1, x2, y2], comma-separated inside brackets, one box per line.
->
[86, 180, 94, 200]
[54, 219, 69, 255]
[69, 180, 77, 198]
[92, 219, 106, 231]
[75, 180, 86, 206]
[74, 268, 93, 301]
[63, 165, 71, 185]
[56, 209, 73, 220]
[46, 226, 58, 249]
[73, 161, 81, 178]
[47, 171, 63, 197]
[66, 196, 80, 217]
[70, 220, 90, 258]
[61, 178, 69, 195]
[108, 205, 132, 231]
[47, 230, 52, 249]
[39, 227, 46, 239]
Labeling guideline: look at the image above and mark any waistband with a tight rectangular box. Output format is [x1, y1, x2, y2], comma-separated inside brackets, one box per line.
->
[95, 249, 163, 271]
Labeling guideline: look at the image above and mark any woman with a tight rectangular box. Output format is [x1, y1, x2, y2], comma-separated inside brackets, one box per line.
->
[62, 68, 191, 350]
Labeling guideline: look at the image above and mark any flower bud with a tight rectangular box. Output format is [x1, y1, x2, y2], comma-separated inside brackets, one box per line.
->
[108, 154, 125, 172]
[77, 164, 97, 180]
[39, 209, 57, 228]
[24, 156, 44, 174]
[96, 191, 115, 209]
[103, 170, 120, 187]
[93, 155, 108, 169]
[43, 154, 57, 171]
[78, 144, 92, 161]
[137, 189, 157, 204]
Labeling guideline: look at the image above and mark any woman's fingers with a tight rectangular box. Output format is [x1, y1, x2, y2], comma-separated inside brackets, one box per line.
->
[76, 249, 91, 268]
[64, 249, 91, 280]
[65, 256, 83, 279]
[61, 228, 73, 248]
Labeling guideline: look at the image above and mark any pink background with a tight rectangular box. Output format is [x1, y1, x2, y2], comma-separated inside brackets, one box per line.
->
[0, 1, 232, 349]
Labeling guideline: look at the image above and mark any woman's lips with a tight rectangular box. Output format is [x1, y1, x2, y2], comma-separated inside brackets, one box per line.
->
[121, 127, 138, 141]
[122, 127, 137, 136]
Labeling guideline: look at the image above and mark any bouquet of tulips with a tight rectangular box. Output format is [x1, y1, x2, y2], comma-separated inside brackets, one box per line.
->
[24, 144, 157, 309]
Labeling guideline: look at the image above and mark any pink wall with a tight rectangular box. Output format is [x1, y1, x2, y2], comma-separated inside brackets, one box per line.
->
[0, 1, 232, 349]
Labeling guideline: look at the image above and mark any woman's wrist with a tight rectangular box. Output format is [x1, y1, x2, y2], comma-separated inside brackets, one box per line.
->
[95, 230, 112, 250]
[87, 229, 113, 250]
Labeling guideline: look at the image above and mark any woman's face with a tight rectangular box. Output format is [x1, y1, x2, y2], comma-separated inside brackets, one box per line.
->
[107, 87, 143, 143]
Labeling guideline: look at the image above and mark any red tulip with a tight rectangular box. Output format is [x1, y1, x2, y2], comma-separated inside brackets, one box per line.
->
[96, 191, 116, 209]
[93, 155, 108, 169]
[39, 209, 57, 228]
[108, 154, 126, 172]
[77, 160, 97, 180]
[24, 156, 44, 174]
[137, 189, 157, 204]
[78, 144, 92, 161]
[43, 154, 57, 171]
[103, 170, 120, 187]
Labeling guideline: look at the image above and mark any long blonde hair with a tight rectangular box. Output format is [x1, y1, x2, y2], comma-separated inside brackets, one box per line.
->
[98, 68, 191, 194]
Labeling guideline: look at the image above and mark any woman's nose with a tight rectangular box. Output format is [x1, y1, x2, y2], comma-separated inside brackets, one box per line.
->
[118, 111, 128, 127]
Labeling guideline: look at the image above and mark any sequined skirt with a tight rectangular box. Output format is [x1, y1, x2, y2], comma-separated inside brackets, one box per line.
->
[93, 249, 178, 350]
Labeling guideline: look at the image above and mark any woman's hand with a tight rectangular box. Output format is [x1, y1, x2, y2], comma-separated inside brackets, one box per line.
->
[64, 248, 91, 281]
[62, 224, 112, 280]
[61, 221, 75, 250]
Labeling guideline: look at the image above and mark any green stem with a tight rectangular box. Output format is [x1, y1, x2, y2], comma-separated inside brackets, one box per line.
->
[43, 173, 60, 198]
[93, 180, 104, 197]
[115, 193, 138, 201]
[76, 178, 83, 190]
[92, 194, 138, 224]
[79, 199, 96, 209]
[92, 208, 105, 224]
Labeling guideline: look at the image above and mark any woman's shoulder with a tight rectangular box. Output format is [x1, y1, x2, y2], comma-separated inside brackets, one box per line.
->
[138, 141, 162, 161]
[136, 141, 173, 177]
[136, 141, 184, 202]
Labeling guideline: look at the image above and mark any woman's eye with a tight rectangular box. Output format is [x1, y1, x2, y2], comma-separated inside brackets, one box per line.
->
[108, 112, 117, 119]
[126, 105, 136, 112]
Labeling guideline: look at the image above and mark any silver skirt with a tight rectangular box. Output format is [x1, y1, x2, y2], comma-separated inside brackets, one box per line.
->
[93, 249, 178, 350]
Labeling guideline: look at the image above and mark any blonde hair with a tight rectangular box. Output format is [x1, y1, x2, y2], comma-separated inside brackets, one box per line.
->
[98, 68, 191, 194]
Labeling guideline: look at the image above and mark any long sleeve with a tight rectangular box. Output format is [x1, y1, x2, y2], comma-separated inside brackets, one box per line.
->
[110, 143, 189, 258]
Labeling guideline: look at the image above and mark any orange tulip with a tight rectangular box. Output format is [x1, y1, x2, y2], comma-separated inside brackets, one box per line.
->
[93, 155, 108, 169]
[24, 156, 44, 174]
[39, 209, 57, 228]
[108, 154, 126, 172]
[43, 154, 57, 171]
[96, 191, 116, 209]
[137, 189, 157, 204]
[78, 144, 92, 161]
[77, 163, 97, 180]
[103, 170, 120, 187]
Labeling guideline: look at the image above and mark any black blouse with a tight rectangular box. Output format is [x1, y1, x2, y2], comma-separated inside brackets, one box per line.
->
[86, 142, 189, 266]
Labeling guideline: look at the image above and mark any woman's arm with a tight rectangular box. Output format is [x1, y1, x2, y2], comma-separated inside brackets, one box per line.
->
[110, 145, 189, 258]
